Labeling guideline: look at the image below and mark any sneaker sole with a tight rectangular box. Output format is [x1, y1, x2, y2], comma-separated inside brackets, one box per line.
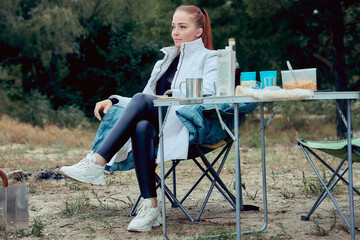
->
[152, 216, 163, 227]
[59, 170, 106, 186]
[127, 227, 152, 232]
[127, 219, 162, 232]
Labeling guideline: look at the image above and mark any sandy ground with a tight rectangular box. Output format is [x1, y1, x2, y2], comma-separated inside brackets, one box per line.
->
[1, 144, 360, 240]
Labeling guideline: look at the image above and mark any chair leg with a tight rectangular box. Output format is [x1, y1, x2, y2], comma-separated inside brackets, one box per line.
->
[182, 143, 236, 202]
[301, 156, 348, 221]
[128, 141, 239, 222]
[172, 160, 179, 208]
[168, 141, 238, 222]
[155, 173, 196, 222]
[195, 143, 237, 205]
[128, 183, 177, 217]
[173, 142, 237, 221]
[305, 146, 360, 196]
[179, 158, 221, 204]
[127, 160, 181, 217]
[299, 144, 352, 228]
[190, 158, 236, 207]
[127, 194, 143, 217]
[195, 144, 235, 221]
[128, 173, 197, 222]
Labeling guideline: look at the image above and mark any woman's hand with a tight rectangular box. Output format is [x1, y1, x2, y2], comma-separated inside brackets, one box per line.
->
[94, 99, 112, 121]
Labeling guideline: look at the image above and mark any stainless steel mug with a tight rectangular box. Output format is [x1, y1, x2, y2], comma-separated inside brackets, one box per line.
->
[179, 78, 203, 98]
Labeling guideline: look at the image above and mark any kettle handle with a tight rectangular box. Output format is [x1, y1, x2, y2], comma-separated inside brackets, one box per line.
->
[0, 169, 8, 187]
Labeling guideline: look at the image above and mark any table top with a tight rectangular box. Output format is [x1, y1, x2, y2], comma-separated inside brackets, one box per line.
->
[153, 91, 360, 106]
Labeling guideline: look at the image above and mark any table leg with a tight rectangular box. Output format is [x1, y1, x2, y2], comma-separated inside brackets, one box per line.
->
[346, 100, 355, 240]
[260, 103, 269, 233]
[234, 103, 241, 240]
[158, 106, 169, 240]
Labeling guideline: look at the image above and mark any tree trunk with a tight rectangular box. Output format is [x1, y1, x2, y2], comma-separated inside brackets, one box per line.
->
[331, 0, 348, 139]
[49, 52, 59, 89]
[21, 57, 34, 92]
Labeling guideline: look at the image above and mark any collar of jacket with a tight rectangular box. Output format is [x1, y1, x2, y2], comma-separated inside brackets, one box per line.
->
[160, 38, 205, 59]
[148, 38, 206, 92]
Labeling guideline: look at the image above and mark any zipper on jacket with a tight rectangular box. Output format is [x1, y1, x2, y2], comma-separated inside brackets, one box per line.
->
[150, 49, 170, 91]
[172, 44, 185, 87]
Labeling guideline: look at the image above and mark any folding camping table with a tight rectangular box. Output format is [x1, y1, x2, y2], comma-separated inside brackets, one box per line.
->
[154, 91, 360, 240]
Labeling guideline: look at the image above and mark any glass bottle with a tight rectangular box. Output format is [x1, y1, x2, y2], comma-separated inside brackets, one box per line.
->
[228, 38, 241, 87]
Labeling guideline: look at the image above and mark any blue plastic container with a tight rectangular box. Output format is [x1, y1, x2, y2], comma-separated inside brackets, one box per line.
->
[241, 72, 257, 88]
[259, 70, 277, 88]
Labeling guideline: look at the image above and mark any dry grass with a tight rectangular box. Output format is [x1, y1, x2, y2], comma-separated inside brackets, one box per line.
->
[1, 111, 359, 239]
[0, 115, 95, 170]
[0, 109, 353, 171]
[0, 115, 95, 148]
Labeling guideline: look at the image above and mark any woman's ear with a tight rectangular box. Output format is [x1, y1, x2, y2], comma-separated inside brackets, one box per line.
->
[196, 28, 204, 38]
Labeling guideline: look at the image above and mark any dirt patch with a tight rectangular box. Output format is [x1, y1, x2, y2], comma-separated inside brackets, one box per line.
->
[1, 145, 359, 240]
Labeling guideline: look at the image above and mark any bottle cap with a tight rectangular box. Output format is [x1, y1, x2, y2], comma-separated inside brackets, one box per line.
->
[228, 38, 235, 46]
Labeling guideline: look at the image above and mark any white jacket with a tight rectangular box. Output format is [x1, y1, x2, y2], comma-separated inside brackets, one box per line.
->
[108, 38, 217, 164]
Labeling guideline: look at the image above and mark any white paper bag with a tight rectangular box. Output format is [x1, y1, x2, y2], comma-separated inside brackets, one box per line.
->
[217, 48, 235, 96]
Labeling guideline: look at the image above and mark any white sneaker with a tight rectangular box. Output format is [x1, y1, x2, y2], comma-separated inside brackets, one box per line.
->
[127, 199, 162, 232]
[59, 153, 106, 186]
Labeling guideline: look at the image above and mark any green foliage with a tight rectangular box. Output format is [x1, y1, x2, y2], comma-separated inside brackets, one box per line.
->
[0, 0, 162, 119]
[0, 88, 11, 115]
[242, 181, 259, 201]
[52, 105, 90, 128]
[120, 0, 176, 46]
[0, 0, 359, 127]
[31, 217, 44, 237]
[3, 86, 90, 128]
[193, 229, 236, 240]
[243, 0, 288, 18]
[65, 180, 85, 191]
[300, 170, 329, 197]
[310, 210, 337, 236]
[63, 197, 90, 215]
[24, 5, 84, 56]
[62, 191, 121, 222]
[13, 90, 53, 128]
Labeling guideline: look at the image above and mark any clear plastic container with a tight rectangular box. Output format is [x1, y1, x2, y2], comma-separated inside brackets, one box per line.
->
[281, 68, 317, 90]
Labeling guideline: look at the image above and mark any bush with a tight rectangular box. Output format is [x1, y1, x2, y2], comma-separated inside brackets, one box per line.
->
[3, 87, 90, 129]
[0, 88, 11, 114]
[51, 105, 90, 129]
[12, 90, 53, 128]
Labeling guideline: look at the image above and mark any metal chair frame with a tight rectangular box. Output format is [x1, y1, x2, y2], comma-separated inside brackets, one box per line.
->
[298, 141, 360, 229]
[128, 140, 237, 222]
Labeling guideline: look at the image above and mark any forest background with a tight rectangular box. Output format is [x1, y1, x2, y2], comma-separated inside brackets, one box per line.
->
[0, 0, 359, 136]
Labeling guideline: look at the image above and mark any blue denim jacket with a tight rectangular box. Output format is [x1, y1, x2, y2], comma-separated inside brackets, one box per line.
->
[91, 106, 135, 171]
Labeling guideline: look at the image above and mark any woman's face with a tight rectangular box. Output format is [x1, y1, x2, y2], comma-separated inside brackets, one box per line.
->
[172, 11, 203, 48]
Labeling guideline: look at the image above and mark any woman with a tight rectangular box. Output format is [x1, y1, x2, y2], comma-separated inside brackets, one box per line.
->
[60, 5, 217, 232]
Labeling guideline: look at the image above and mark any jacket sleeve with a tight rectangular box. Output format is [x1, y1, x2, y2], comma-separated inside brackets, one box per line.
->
[108, 95, 131, 108]
[202, 51, 217, 96]
[109, 84, 154, 108]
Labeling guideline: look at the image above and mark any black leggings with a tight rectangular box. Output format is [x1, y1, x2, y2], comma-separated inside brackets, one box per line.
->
[96, 93, 165, 198]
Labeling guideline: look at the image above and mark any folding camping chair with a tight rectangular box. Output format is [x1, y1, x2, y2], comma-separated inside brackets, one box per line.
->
[128, 107, 259, 222]
[297, 137, 360, 229]
[128, 138, 237, 222]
